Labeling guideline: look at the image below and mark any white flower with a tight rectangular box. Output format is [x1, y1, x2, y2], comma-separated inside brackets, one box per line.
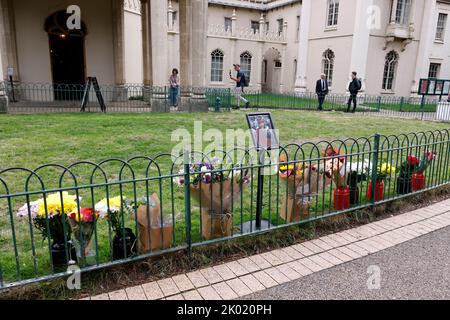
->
[346, 159, 370, 174]
[17, 200, 40, 218]
[200, 166, 208, 173]
[94, 201, 109, 219]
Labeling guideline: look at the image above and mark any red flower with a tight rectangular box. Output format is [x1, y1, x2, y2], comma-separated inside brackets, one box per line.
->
[81, 208, 95, 222]
[407, 156, 419, 166]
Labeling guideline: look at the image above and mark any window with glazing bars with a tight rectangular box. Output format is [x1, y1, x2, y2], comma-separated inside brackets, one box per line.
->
[211, 49, 224, 82]
[327, 0, 339, 27]
[436, 13, 447, 41]
[382, 51, 399, 90]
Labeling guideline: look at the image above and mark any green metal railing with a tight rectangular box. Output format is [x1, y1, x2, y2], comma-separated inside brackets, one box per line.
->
[0, 129, 449, 290]
[1, 82, 446, 120]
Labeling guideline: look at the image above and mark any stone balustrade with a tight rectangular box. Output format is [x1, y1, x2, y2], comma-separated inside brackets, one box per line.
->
[208, 24, 286, 43]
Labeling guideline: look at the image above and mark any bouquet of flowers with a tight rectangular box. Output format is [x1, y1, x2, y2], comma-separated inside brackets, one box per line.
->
[346, 159, 370, 185]
[278, 154, 326, 222]
[346, 159, 370, 205]
[68, 208, 98, 258]
[415, 151, 437, 174]
[16, 191, 79, 267]
[375, 162, 396, 181]
[17, 191, 79, 243]
[321, 146, 347, 188]
[368, 162, 395, 201]
[173, 157, 251, 239]
[399, 155, 420, 177]
[397, 152, 436, 194]
[95, 196, 136, 259]
[132, 194, 173, 253]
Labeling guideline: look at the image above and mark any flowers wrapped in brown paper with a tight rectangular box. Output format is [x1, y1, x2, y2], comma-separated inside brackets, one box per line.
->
[279, 154, 331, 222]
[321, 146, 348, 188]
[135, 193, 173, 254]
[190, 179, 245, 240]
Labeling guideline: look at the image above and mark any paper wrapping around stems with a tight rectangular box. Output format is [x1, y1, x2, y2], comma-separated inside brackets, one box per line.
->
[279, 167, 329, 222]
[190, 179, 245, 240]
[69, 220, 95, 258]
[135, 193, 173, 253]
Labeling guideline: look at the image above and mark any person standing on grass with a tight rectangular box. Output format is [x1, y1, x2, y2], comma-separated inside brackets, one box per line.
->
[315, 73, 329, 111]
[169, 68, 180, 108]
[347, 71, 362, 113]
[230, 64, 250, 109]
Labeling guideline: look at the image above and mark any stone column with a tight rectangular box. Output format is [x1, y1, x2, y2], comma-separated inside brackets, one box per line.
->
[294, 0, 311, 93]
[348, 0, 373, 96]
[112, 0, 127, 101]
[254, 42, 264, 92]
[259, 13, 265, 41]
[231, 9, 237, 38]
[279, 22, 288, 93]
[148, 0, 170, 111]
[179, 0, 192, 90]
[141, 0, 153, 87]
[0, 0, 19, 82]
[150, 0, 169, 87]
[0, 0, 20, 105]
[410, 0, 436, 95]
[168, 0, 174, 31]
[179, 0, 208, 111]
[112, 0, 125, 85]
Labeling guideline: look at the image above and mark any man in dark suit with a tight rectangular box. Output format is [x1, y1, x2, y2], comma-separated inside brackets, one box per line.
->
[315, 73, 329, 111]
[347, 71, 362, 113]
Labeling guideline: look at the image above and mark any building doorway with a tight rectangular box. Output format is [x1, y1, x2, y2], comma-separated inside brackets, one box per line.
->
[45, 10, 87, 100]
[262, 47, 282, 93]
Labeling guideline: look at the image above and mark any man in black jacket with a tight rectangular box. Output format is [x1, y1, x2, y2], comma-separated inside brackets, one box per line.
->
[347, 71, 362, 113]
[315, 73, 329, 111]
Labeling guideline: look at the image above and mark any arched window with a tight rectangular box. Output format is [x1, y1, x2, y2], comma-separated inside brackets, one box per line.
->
[240, 51, 252, 84]
[382, 51, 399, 90]
[322, 49, 335, 86]
[211, 49, 224, 82]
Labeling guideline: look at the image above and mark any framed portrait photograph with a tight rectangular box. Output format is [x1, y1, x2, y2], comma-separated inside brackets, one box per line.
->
[246, 113, 279, 150]
[443, 81, 450, 95]
[435, 81, 444, 95]
[419, 79, 429, 95]
[428, 80, 436, 95]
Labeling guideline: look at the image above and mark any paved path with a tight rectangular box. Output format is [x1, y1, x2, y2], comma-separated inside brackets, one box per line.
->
[84, 199, 450, 300]
[244, 223, 450, 300]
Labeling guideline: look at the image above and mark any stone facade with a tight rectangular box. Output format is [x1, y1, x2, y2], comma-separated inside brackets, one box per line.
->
[0, 0, 449, 98]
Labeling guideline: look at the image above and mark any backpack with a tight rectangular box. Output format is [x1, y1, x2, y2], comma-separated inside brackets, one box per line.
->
[240, 72, 249, 87]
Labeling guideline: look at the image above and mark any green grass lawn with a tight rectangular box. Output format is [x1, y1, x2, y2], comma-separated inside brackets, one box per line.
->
[205, 92, 439, 113]
[0, 110, 449, 285]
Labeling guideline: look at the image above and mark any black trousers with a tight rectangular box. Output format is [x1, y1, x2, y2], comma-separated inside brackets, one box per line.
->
[317, 93, 326, 110]
[347, 94, 357, 112]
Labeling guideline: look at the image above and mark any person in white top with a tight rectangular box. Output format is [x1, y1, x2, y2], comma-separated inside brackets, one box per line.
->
[169, 68, 180, 108]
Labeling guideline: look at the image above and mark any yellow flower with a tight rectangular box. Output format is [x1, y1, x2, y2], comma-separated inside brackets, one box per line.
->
[36, 192, 78, 218]
[379, 163, 396, 175]
[95, 196, 122, 218]
[279, 164, 295, 172]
